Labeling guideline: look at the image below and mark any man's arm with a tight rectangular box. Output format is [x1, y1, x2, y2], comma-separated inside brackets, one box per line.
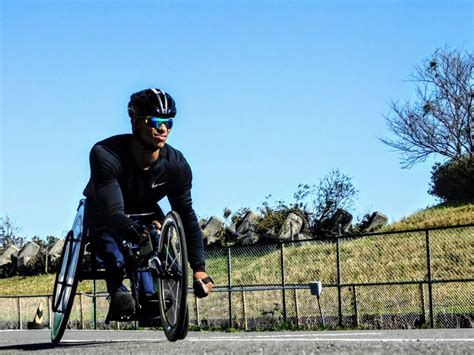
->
[89, 144, 146, 242]
[167, 161, 214, 296]
[167, 160, 206, 273]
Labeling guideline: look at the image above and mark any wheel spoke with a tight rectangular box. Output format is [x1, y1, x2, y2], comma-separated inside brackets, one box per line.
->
[168, 281, 178, 300]
[173, 280, 180, 323]
[166, 229, 171, 264]
[166, 228, 182, 274]
[166, 251, 180, 274]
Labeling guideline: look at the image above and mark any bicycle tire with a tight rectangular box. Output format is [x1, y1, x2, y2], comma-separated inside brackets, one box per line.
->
[178, 307, 189, 340]
[51, 199, 86, 345]
[157, 211, 189, 342]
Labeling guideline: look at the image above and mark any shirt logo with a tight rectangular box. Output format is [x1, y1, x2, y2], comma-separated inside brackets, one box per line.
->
[152, 181, 167, 188]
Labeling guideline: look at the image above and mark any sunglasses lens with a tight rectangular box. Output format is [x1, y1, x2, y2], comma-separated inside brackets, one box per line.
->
[147, 117, 173, 130]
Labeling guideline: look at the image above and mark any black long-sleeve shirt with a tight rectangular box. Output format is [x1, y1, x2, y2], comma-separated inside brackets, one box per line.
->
[83, 134, 205, 272]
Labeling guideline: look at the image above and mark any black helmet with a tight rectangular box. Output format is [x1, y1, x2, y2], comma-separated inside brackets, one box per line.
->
[128, 88, 177, 118]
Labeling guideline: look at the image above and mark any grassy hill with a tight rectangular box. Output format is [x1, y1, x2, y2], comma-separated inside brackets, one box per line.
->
[0, 203, 472, 296]
[381, 203, 474, 232]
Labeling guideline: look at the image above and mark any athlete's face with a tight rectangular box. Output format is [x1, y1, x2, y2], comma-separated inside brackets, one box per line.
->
[133, 117, 171, 149]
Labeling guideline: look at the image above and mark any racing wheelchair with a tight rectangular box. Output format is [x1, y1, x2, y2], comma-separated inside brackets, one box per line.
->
[51, 199, 189, 345]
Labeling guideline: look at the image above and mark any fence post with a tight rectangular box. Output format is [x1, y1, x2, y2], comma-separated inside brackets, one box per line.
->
[336, 236, 343, 327]
[80, 293, 84, 330]
[419, 282, 426, 325]
[352, 285, 359, 327]
[227, 247, 232, 328]
[93, 280, 97, 330]
[17, 297, 22, 330]
[294, 289, 299, 329]
[194, 296, 200, 326]
[425, 229, 434, 328]
[47, 295, 52, 329]
[280, 243, 287, 323]
[242, 291, 248, 331]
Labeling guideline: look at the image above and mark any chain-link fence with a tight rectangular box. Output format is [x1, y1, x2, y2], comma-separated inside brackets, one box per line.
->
[195, 224, 473, 330]
[0, 224, 472, 330]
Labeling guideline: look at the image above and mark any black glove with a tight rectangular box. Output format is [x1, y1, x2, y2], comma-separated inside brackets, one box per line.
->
[124, 224, 149, 244]
[193, 276, 214, 298]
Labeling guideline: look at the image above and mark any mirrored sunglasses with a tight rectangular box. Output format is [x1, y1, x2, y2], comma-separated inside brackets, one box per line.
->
[144, 116, 173, 130]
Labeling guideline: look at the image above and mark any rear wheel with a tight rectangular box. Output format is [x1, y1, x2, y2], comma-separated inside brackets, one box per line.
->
[157, 211, 189, 342]
[51, 199, 86, 345]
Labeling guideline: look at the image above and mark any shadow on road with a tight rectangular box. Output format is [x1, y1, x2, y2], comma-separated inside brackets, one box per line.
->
[0, 340, 134, 351]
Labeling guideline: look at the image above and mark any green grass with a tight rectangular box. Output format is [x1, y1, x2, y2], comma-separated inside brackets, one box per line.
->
[381, 203, 474, 232]
[0, 274, 107, 296]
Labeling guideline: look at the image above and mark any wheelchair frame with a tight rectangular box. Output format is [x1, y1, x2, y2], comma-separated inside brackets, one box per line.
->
[51, 199, 189, 345]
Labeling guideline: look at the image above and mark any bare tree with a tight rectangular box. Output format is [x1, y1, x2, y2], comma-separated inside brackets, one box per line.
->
[380, 47, 473, 168]
[0, 215, 25, 249]
[294, 169, 358, 224]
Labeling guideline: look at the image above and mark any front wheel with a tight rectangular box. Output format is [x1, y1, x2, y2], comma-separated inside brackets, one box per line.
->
[51, 199, 86, 345]
[157, 211, 189, 342]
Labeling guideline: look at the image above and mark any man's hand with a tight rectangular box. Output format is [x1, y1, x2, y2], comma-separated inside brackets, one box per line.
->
[193, 271, 214, 298]
[147, 220, 162, 251]
[151, 220, 162, 232]
[125, 224, 150, 244]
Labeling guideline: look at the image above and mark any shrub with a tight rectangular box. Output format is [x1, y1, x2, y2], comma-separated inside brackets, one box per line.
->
[294, 169, 358, 229]
[254, 196, 308, 238]
[429, 155, 474, 203]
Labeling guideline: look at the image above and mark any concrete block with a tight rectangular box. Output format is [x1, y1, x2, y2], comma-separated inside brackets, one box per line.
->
[278, 212, 304, 240]
[48, 240, 65, 256]
[202, 216, 224, 246]
[366, 212, 388, 231]
[0, 245, 20, 266]
[236, 211, 259, 235]
[328, 209, 353, 235]
[17, 242, 40, 268]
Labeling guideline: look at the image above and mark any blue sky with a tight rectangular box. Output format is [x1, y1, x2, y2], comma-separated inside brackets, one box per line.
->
[1, 0, 472, 239]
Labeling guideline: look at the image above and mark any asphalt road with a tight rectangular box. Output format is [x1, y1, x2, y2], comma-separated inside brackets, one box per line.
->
[0, 329, 473, 354]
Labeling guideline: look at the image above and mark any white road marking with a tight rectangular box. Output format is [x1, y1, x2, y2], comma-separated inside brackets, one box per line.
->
[188, 338, 473, 342]
[57, 337, 474, 344]
[208, 333, 379, 338]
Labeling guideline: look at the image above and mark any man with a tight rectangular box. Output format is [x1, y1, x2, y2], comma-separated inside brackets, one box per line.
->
[83, 88, 213, 318]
